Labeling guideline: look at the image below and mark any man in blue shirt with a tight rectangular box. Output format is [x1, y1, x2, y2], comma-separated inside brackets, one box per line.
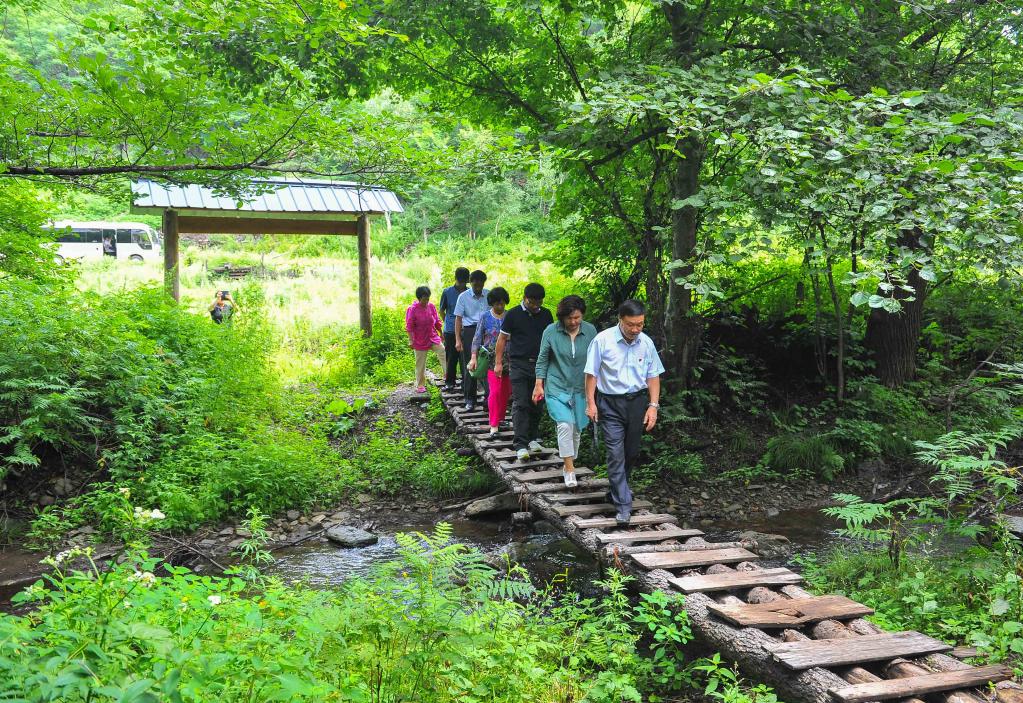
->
[584, 299, 664, 526]
[453, 270, 489, 410]
[438, 267, 469, 392]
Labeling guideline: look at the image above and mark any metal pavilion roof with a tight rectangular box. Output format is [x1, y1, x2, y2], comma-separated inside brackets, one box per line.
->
[131, 178, 403, 216]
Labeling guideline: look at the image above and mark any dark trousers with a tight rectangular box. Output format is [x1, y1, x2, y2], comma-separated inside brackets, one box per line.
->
[460, 326, 489, 406]
[443, 331, 461, 385]
[597, 391, 648, 511]
[510, 360, 543, 450]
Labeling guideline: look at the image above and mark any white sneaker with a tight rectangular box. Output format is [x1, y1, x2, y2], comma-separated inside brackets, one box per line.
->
[488, 427, 499, 438]
[527, 440, 544, 453]
[516, 448, 530, 462]
[564, 472, 577, 488]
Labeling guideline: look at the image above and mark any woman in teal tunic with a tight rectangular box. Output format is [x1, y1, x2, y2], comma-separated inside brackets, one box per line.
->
[532, 295, 597, 487]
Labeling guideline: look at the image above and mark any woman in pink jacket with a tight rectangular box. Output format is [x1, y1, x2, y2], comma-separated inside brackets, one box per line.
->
[405, 286, 447, 393]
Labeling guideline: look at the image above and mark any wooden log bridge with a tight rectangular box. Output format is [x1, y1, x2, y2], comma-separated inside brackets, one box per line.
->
[432, 380, 1021, 703]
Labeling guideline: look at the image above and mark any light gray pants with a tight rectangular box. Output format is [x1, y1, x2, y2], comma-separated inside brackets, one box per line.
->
[556, 422, 581, 459]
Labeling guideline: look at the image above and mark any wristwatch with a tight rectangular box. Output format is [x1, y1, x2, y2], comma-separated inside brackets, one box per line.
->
[648, 402, 660, 409]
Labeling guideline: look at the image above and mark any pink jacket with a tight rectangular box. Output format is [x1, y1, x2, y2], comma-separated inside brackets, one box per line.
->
[405, 302, 442, 350]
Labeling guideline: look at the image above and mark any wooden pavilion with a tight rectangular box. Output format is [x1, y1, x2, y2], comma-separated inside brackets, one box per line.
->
[130, 178, 404, 336]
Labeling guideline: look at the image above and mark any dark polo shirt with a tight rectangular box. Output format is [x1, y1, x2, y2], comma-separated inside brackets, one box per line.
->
[500, 303, 554, 367]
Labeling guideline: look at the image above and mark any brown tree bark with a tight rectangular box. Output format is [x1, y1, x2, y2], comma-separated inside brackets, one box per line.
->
[663, 138, 705, 383]
[864, 228, 929, 387]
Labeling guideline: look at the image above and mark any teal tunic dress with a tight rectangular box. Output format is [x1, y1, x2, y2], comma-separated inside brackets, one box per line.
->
[534, 321, 598, 430]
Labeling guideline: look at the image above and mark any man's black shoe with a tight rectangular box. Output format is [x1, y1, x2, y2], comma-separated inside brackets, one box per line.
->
[465, 402, 476, 412]
[615, 509, 631, 527]
[442, 384, 455, 393]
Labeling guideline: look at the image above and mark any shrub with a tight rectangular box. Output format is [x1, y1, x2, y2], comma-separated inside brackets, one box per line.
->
[0, 279, 342, 533]
[762, 433, 844, 481]
[0, 528, 760, 702]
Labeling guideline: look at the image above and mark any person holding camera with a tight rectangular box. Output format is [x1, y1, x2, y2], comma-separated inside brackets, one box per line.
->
[468, 287, 511, 439]
[405, 285, 446, 394]
[209, 290, 239, 324]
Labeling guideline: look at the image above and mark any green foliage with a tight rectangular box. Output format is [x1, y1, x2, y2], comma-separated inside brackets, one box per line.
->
[762, 434, 845, 482]
[0, 528, 775, 702]
[800, 547, 1023, 672]
[808, 428, 1023, 671]
[320, 396, 377, 438]
[1, 278, 342, 532]
[339, 417, 496, 499]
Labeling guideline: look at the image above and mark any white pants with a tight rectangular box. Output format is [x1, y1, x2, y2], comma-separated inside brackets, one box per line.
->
[414, 344, 446, 388]
[556, 422, 582, 459]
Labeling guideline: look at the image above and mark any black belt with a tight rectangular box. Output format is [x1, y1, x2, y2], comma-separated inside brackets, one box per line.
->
[598, 389, 647, 400]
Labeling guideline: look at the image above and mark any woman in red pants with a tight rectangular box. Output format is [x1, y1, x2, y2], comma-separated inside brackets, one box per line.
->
[468, 287, 512, 438]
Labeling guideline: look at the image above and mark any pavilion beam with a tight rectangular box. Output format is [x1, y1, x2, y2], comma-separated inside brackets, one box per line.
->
[162, 209, 179, 302]
[176, 216, 358, 236]
[358, 214, 372, 337]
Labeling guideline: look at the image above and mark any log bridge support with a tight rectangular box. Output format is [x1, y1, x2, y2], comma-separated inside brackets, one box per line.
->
[433, 380, 1021, 703]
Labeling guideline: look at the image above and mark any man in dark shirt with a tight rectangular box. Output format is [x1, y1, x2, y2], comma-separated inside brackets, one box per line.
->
[494, 282, 554, 461]
[438, 267, 469, 392]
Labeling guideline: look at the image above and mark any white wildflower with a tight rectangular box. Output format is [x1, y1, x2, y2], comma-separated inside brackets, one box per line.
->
[150, 508, 166, 520]
[207, 595, 222, 606]
[130, 571, 157, 587]
[118, 487, 131, 497]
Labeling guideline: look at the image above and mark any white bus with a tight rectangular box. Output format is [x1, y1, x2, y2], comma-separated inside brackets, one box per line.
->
[47, 221, 162, 262]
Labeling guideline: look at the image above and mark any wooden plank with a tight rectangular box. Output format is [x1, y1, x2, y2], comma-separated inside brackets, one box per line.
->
[765, 631, 952, 671]
[491, 447, 556, 460]
[829, 665, 1012, 703]
[670, 568, 804, 594]
[596, 526, 704, 544]
[163, 209, 179, 301]
[509, 466, 591, 481]
[523, 478, 610, 493]
[178, 214, 359, 236]
[554, 500, 653, 517]
[575, 513, 678, 529]
[952, 646, 980, 659]
[708, 596, 873, 628]
[357, 214, 371, 337]
[632, 547, 758, 571]
[544, 490, 612, 503]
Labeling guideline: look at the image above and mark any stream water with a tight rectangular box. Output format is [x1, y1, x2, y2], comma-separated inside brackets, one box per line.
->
[265, 507, 847, 592]
[0, 507, 847, 609]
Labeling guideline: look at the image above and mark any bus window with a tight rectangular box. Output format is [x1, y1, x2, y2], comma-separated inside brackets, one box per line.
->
[55, 229, 83, 243]
[131, 229, 153, 249]
[116, 229, 132, 244]
[81, 228, 103, 243]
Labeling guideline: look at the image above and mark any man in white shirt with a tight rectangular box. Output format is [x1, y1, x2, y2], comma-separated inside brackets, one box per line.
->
[584, 299, 664, 525]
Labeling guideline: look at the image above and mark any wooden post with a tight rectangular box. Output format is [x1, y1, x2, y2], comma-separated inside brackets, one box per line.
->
[162, 209, 180, 302]
[357, 214, 372, 337]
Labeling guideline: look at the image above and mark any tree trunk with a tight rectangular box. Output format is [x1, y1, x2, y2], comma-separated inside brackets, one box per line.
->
[663, 138, 705, 383]
[864, 228, 929, 387]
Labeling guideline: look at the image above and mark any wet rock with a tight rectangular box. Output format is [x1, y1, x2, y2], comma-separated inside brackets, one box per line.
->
[700, 491, 710, 500]
[286, 510, 300, 521]
[227, 538, 245, 549]
[235, 528, 251, 538]
[331, 511, 351, 522]
[310, 514, 326, 525]
[38, 495, 55, 507]
[766, 507, 780, 518]
[355, 493, 373, 504]
[464, 493, 521, 517]
[739, 531, 792, 559]
[326, 526, 378, 548]
[51, 478, 74, 497]
[219, 527, 235, 536]
[511, 511, 534, 525]
[531, 520, 560, 536]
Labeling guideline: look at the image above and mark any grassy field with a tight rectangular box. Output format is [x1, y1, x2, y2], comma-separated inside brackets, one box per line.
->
[75, 235, 579, 384]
